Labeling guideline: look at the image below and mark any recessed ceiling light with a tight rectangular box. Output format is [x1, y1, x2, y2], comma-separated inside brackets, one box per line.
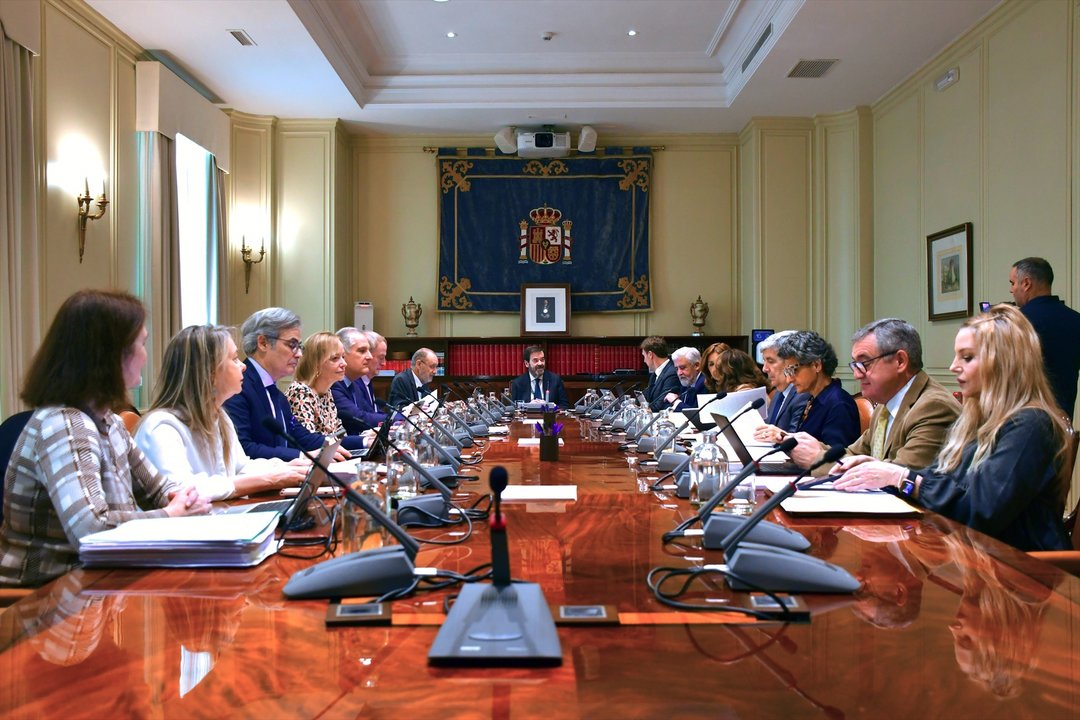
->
[433, 0, 450, 3]
[627, 29, 637, 37]
[447, 31, 457, 38]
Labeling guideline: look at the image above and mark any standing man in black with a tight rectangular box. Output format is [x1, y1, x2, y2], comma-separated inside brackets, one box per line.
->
[510, 345, 570, 407]
[640, 336, 682, 412]
[1010, 257, 1080, 421]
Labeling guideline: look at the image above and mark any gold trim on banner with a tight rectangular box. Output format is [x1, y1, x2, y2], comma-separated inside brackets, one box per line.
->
[618, 160, 650, 192]
[522, 160, 569, 176]
[440, 160, 474, 193]
[439, 276, 474, 309]
[617, 275, 650, 308]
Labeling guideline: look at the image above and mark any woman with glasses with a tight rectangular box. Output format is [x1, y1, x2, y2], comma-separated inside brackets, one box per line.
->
[757, 330, 860, 449]
[134, 325, 308, 502]
[286, 332, 373, 451]
[0, 290, 209, 587]
[831, 305, 1070, 551]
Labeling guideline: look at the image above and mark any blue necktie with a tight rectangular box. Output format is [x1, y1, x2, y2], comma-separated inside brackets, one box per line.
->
[533, 377, 543, 400]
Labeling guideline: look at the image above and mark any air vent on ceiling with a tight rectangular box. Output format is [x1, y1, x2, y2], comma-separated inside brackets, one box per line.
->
[787, 59, 838, 79]
[741, 23, 772, 73]
[228, 29, 256, 47]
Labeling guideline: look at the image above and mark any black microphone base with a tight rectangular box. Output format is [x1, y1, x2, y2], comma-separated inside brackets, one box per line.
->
[702, 513, 810, 552]
[396, 494, 452, 527]
[421, 464, 460, 489]
[724, 542, 861, 593]
[454, 433, 474, 448]
[428, 581, 563, 667]
[283, 546, 415, 599]
[469, 424, 490, 437]
[657, 452, 690, 472]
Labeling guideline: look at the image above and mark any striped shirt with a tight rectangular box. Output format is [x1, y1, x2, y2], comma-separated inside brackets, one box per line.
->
[0, 407, 174, 587]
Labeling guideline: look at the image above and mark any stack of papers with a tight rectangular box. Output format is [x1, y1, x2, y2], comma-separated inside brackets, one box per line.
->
[79, 512, 282, 568]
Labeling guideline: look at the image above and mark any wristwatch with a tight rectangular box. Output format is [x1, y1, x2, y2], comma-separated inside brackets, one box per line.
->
[897, 469, 919, 497]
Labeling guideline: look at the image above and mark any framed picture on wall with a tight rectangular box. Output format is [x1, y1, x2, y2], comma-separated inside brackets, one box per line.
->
[926, 223, 973, 321]
[521, 283, 571, 336]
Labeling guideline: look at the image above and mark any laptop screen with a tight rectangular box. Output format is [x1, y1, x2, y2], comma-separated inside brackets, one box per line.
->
[280, 437, 340, 529]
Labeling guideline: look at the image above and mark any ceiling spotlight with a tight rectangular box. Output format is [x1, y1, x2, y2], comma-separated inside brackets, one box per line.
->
[627, 29, 637, 37]
[446, 31, 457, 38]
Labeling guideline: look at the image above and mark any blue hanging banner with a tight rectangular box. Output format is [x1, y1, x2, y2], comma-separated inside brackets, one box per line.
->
[437, 148, 652, 313]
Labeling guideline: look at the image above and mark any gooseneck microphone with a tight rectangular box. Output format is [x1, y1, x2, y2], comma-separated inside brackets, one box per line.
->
[428, 466, 562, 667]
[408, 400, 465, 450]
[721, 445, 846, 552]
[261, 418, 421, 599]
[387, 403, 468, 472]
[717, 445, 860, 593]
[665, 437, 800, 537]
[488, 466, 511, 587]
[645, 393, 741, 457]
[384, 437, 459, 528]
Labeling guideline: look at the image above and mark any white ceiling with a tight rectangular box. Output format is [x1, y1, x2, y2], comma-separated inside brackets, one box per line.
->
[86, 0, 1001, 137]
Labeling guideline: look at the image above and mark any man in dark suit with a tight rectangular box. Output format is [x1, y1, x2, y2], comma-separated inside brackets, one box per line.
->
[664, 346, 705, 410]
[754, 330, 810, 435]
[1010, 257, 1080, 420]
[640, 336, 682, 411]
[223, 307, 351, 461]
[331, 327, 384, 433]
[509, 345, 570, 407]
[388, 348, 439, 408]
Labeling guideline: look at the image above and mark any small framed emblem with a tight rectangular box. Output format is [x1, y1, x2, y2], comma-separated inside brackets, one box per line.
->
[521, 283, 570, 336]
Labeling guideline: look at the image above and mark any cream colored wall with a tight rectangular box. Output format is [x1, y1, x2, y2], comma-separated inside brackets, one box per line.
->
[873, 0, 1077, 390]
[349, 135, 739, 341]
[872, 0, 1080, 502]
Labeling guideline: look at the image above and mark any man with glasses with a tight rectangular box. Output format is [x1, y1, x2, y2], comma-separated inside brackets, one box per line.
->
[752, 331, 810, 439]
[388, 347, 439, 408]
[788, 318, 959, 472]
[224, 307, 351, 461]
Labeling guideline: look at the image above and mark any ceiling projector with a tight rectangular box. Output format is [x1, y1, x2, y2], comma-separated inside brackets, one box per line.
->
[494, 126, 596, 158]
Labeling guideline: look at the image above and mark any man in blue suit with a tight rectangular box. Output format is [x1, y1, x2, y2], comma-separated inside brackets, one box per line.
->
[665, 346, 705, 410]
[1010, 257, 1080, 420]
[509, 345, 570, 407]
[388, 348, 439, 408]
[640, 336, 682, 412]
[754, 330, 810, 436]
[332, 327, 385, 433]
[223, 307, 351, 461]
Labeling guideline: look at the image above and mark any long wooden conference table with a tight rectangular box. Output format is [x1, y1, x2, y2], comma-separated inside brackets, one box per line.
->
[1, 418, 1079, 718]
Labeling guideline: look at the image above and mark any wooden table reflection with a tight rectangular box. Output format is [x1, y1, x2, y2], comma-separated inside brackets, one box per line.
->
[1, 418, 1079, 718]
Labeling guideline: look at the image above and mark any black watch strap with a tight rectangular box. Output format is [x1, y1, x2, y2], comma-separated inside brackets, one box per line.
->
[898, 469, 918, 497]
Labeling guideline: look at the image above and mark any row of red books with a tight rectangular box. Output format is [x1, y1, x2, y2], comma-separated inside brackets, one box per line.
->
[441, 343, 644, 377]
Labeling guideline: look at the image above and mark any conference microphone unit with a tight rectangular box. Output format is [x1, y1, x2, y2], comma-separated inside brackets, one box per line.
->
[262, 419, 420, 600]
[428, 467, 563, 667]
[408, 400, 466, 450]
[387, 404, 463, 480]
[441, 386, 491, 437]
[650, 394, 739, 458]
[395, 401, 483, 467]
[663, 438, 808, 551]
[386, 441, 460, 528]
[719, 445, 860, 593]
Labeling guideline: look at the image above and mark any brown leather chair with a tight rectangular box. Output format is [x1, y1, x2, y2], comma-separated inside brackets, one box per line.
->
[1029, 428, 1080, 574]
[853, 394, 873, 435]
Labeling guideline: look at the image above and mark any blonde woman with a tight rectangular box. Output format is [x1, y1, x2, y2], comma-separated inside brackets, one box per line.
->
[286, 332, 370, 452]
[833, 305, 1070, 551]
[135, 325, 308, 501]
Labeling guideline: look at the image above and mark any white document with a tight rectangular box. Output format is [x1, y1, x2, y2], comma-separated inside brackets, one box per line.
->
[517, 437, 565, 446]
[500, 485, 578, 502]
[779, 490, 921, 515]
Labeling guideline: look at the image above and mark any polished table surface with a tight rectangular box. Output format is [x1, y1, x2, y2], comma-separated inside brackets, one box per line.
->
[1, 418, 1079, 719]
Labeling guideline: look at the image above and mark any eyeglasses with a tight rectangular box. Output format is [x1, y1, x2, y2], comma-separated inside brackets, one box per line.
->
[268, 336, 302, 354]
[782, 364, 802, 378]
[848, 350, 897, 375]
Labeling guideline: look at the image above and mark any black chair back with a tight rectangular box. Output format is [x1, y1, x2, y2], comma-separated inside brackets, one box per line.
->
[0, 411, 32, 513]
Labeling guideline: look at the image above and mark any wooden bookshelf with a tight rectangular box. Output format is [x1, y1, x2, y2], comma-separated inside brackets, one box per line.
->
[372, 335, 747, 402]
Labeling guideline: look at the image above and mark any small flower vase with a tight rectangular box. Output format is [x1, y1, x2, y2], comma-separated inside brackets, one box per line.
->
[539, 435, 560, 462]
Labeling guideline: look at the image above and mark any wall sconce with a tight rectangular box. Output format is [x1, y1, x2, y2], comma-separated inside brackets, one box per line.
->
[240, 236, 266, 293]
[77, 178, 108, 263]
